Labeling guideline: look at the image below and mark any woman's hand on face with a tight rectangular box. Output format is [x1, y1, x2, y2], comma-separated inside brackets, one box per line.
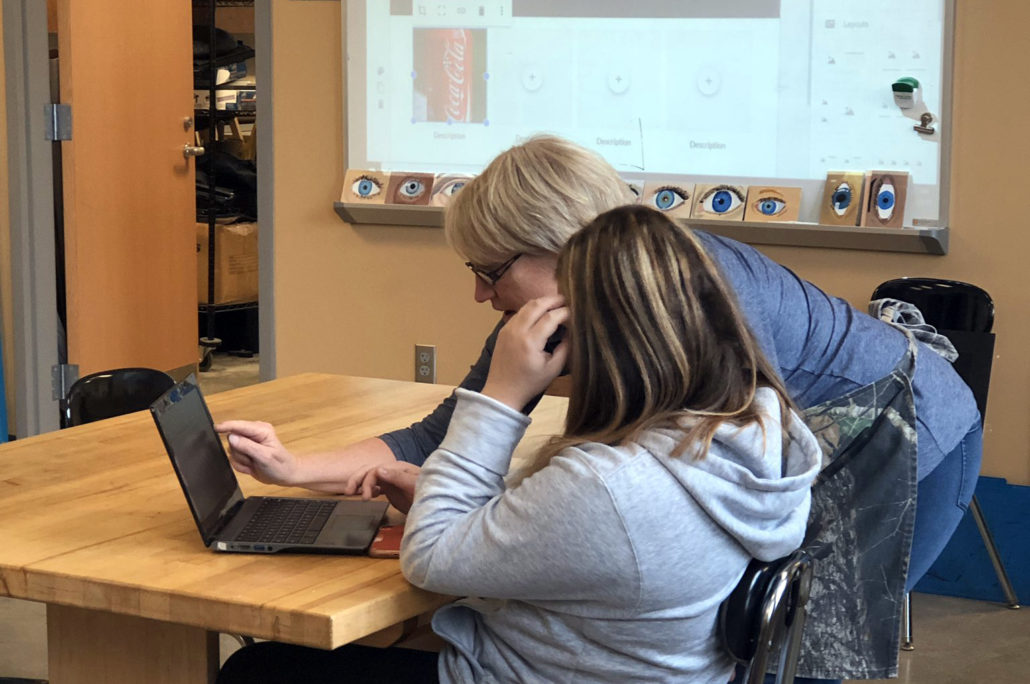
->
[215, 420, 298, 486]
[482, 295, 570, 411]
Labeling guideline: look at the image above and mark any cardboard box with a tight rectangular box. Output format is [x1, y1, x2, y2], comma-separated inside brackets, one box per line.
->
[193, 89, 237, 110]
[197, 222, 258, 304]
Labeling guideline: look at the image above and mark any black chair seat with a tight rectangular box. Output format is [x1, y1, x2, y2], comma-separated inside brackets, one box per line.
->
[872, 278, 994, 419]
[872, 277, 993, 333]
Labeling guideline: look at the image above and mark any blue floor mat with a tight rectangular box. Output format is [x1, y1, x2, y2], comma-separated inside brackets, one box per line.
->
[914, 476, 1028, 604]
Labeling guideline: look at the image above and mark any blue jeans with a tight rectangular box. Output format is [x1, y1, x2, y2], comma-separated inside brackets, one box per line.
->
[748, 420, 984, 684]
[906, 419, 983, 591]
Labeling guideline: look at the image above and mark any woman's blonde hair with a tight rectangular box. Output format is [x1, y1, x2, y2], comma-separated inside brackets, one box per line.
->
[444, 135, 634, 266]
[541, 205, 795, 462]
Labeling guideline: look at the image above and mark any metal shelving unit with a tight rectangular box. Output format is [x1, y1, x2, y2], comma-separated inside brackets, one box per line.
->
[195, 0, 257, 370]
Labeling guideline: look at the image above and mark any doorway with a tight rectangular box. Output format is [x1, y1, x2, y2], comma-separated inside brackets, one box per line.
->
[3, 0, 275, 437]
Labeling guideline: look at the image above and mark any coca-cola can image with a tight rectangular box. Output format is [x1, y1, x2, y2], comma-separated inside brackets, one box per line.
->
[412, 28, 487, 123]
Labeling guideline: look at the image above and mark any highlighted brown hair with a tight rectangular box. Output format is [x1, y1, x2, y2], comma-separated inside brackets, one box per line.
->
[542, 205, 795, 461]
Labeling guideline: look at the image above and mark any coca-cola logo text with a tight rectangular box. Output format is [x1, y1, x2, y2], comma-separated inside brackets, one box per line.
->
[442, 30, 469, 121]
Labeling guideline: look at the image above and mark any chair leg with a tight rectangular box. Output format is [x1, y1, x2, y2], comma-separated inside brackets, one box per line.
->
[969, 495, 1021, 609]
[775, 602, 809, 684]
[230, 633, 256, 648]
[901, 592, 914, 651]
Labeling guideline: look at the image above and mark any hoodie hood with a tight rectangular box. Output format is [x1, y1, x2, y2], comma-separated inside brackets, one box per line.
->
[635, 387, 821, 561]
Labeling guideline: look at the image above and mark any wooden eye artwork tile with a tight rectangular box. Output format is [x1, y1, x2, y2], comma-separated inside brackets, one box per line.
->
[429, 174, 474, 207]
[690, 184, 748, 221]
[860, 170, 909, 229]
[819, 171, 864, 226]
[640, 181, 696, 219]
[342, 169, 391, 204]
[744, 186, 802, 223]
[386, 173, 435, 205]
[625, 178, 645, 204]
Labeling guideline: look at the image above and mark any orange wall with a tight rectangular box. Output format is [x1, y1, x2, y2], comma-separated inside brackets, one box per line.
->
[271, 1, 1029, 484]
[270, 1, 499, 392]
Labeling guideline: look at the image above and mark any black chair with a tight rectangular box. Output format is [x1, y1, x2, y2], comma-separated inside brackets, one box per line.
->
[60, 367, 176, 428]
[718, 549, 814, 684]
[57, 367, 259, 653]
[871, 278, 1021, 649]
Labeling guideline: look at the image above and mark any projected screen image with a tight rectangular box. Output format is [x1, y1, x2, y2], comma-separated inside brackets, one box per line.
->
[347, 0, 946, 223]
[411, 28, 488, 124]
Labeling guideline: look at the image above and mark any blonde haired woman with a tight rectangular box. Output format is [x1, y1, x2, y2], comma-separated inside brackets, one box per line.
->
[218, 205, 821, 683]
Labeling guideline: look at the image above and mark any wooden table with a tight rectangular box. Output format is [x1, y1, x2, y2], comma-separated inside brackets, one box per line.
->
[0, 374, 568, 683]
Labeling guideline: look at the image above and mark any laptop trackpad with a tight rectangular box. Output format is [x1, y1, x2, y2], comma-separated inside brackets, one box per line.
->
[320, 514, 380, 548]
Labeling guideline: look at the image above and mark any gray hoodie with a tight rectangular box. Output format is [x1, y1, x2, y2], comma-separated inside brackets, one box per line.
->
[402, 387, 821, 683]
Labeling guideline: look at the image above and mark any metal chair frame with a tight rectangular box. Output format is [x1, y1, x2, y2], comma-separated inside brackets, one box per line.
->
[718, 549, 814, 684]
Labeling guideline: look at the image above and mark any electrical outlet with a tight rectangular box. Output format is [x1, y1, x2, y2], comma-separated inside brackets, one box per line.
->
[415, 344, 436, 383]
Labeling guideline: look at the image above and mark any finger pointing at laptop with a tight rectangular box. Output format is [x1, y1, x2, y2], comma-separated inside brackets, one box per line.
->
[215, 420, 299, 486]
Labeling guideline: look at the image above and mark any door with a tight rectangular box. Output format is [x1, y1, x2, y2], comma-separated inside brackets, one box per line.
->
[57, 0, 196, 377]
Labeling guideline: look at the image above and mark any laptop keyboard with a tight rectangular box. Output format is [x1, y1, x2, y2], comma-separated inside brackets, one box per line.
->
[235, 498, 336, 545]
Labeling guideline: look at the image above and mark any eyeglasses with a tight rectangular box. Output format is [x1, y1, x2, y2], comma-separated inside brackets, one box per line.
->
[464, 254, 522, 286]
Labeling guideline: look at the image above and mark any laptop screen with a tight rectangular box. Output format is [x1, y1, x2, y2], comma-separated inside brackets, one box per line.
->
[150, 376, 243, 544]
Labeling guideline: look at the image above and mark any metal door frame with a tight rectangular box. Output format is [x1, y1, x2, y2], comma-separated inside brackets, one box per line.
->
[3, 0, 60, 437]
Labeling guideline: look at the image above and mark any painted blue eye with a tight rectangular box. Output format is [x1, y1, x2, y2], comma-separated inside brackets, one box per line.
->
[876, 184, 896, 216]
[709, 191, 735, 213]
[648, 186, 689, 212]
[431, 175, 469, 206]
[436, 180, 465, 199]
[700, 186, 743, 215]
[398, 178, 427, 200]
[352, 176, 382, 199]
[757, 198, 787, 216]
[831, 182, 853, 216]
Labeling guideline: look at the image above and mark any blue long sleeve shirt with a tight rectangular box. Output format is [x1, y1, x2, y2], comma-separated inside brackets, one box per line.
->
[381, 230, 979, 480]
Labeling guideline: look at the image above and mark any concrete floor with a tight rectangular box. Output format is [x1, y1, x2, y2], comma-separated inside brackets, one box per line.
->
[3, 355, 1027, 682]
[195, 351, 263, 396]
[870, 594, 1029, 684]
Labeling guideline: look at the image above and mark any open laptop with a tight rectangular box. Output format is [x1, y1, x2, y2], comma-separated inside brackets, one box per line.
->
[150, 375, 387, 554]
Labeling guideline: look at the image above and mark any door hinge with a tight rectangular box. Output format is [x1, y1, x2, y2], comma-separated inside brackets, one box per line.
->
[44, 103, 72, 141]
[52, 364, 79, 400]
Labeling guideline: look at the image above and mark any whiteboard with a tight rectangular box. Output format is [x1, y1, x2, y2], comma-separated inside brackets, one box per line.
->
[345, 0, 952, 228]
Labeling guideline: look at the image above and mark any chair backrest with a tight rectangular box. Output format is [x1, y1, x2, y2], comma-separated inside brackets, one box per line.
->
[871, 278, 995, 420]
[871, 277, 993, 333]
[61, 368, 176, 428]
[718, 549, 814, 684]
